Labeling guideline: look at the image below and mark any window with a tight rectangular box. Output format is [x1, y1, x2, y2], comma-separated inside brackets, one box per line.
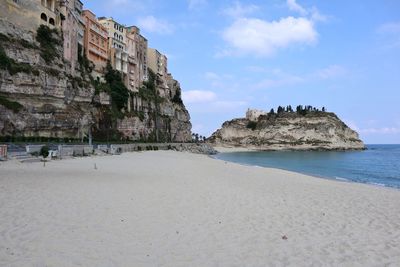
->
[41, 13, 47, 22]
[47, 0, 54, 11]
[49, 18, 55, 26]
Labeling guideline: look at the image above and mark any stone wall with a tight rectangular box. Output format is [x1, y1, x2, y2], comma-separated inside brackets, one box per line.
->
[0, 1, 60, 35]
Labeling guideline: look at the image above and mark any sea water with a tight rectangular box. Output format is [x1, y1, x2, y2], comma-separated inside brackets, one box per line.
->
[214, 145, 400, 189]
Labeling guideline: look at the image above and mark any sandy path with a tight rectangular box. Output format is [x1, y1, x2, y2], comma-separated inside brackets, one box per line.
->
[1, 151, 399, 266]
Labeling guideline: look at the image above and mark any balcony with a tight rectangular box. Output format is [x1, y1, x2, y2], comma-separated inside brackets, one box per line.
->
[89, 47, 107, 59]
[90, 25, 108, 39]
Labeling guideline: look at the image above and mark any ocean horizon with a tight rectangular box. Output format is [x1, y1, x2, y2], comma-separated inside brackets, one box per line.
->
[214, 144, 400, 189]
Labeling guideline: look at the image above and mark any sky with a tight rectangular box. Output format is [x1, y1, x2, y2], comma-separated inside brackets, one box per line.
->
[82, 0, 400, 144]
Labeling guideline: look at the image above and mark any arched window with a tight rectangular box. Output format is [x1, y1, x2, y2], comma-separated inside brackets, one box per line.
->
[49, 18, 55, 26]
[114, 32, 118, 38]
[41, 13, 47, 22]
[119, 35, 123, 41]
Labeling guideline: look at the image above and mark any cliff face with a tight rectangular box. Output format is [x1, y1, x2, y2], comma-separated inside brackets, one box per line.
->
[0, 20, 191, 142]
[115, 78, 192, 142]
[209, 111, 365, 151]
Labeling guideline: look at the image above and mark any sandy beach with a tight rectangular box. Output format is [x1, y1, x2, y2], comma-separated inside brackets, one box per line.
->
[1, 151, 400, 266]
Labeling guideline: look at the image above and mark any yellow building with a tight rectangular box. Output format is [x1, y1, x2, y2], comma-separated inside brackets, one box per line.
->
[147, 48, 169, 97]
[98, 17, 129, 76]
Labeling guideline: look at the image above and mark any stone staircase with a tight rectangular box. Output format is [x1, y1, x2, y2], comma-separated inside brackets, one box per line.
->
[9, 151, 42, 163]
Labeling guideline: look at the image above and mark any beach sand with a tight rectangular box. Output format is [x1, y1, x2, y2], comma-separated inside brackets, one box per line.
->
[1, 151, 400, 266]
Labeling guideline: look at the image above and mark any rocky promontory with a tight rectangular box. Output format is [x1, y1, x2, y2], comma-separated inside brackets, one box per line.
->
[209, 107, 365, 151]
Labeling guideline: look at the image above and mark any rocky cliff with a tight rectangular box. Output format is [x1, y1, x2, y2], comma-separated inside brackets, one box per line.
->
[209, 109, 365, 151]
[0, 20, 191, 142]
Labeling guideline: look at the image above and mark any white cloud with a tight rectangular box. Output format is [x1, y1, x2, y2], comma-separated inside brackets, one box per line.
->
[102, 0, 147, 15]
[315, 65, 346, 79]
[286, 0, 327, 22]
[378, 22, 400, 34]
[137, 16, 174, 34]
[220, 17, 317, 57]
[287, 0, 307, 16]
[343, 120, 360, 132]
[250, 65, 346, 89]
[203, 71, 241, 91]
[343, 120, 400, 135]
[192, 123, 205, 133]
[255, 74, 304, 89]
[360, 127, 400, 135]
[204, 72, 220, 80]
[188, 0, 207, 10]
[377, 22, 400, 49]
[211, 100, 247, 110]
[222, 1, 259, 18]
[309, 7, 328, 22]
[182, 90, 217, 103]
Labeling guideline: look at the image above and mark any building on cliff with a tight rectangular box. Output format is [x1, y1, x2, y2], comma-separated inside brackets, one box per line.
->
[125, 26, 148, 93]
[59, 0, 85, 75]
[147, 48, 169, 98]
[98, 17, 129, 76]
[0, 1, 193, 142]
[82, 10, 109, 80]
[246, 109, 267, 122]
[0, 0, 61, 33]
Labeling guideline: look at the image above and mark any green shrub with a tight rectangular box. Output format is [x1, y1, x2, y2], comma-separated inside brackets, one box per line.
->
[0, 33, 10, 42]
[0, 45, 11, 69]
[0, 95, 23, 112]
[104, 63, 129, 111]
[30, 151, 40, 157]
[0, 45, 39, 76]
[40, 145, 49, 158]
[246, 121, 257, 131]
[172, 87, 183, 105]
[44, 67, 60, 77]
[36, 25, 60, 63]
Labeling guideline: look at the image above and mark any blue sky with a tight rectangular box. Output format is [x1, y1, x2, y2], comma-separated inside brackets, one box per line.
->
[82, 0, 400, 144]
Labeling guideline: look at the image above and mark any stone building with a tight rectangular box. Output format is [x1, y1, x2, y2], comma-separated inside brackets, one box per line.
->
[147, 48, 168, 77]
[147, 48, 169, 97]
[125, 26, 148, 93]
[59, 0, 84, 75]
[0, 0, 61, 35]
[245, 109, 267, 121]
[98, 17, 128, 76]
[82, 10, 108, 80]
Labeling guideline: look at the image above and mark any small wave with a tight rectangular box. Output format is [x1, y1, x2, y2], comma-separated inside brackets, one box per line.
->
[367, 182, 387, 187]
[335, 176, 350, 182]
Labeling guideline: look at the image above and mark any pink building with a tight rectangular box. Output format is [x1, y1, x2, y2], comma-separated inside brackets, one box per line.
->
[59, 0, 84, 75]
